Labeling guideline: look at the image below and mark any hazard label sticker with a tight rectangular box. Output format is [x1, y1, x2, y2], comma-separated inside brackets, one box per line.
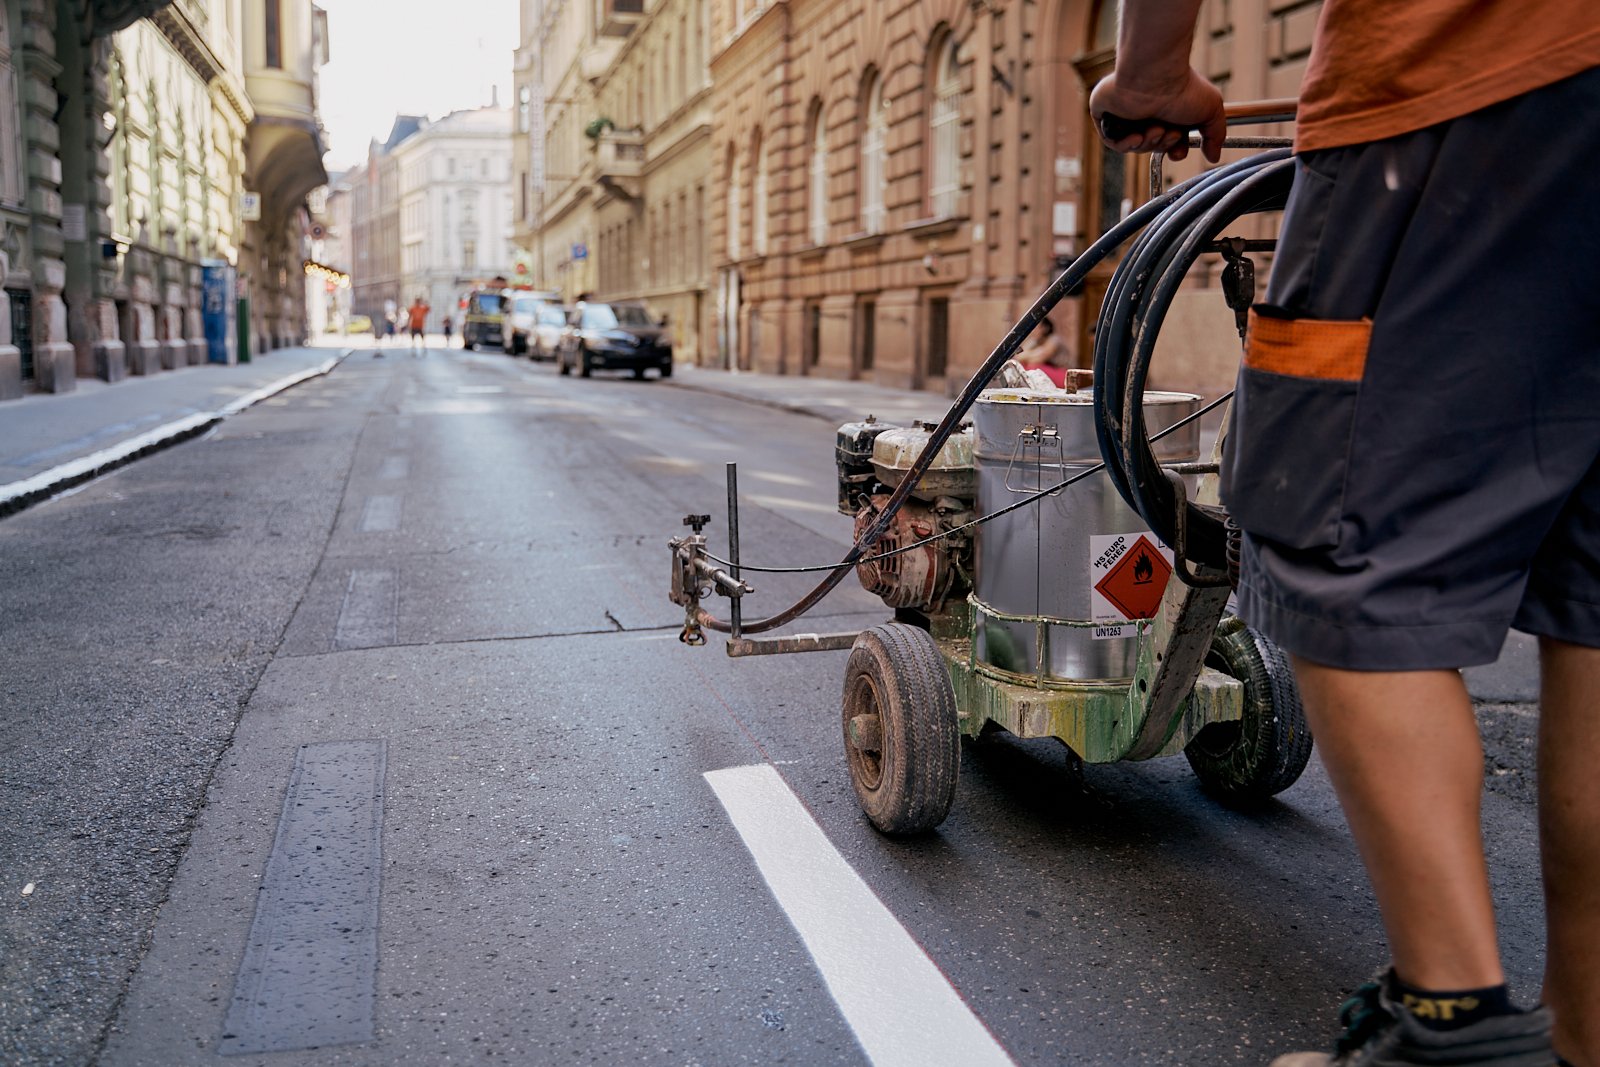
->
[1089, 532, 1174, 639]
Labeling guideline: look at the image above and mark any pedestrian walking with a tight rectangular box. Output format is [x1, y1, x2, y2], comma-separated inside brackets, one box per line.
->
[442, 314, 453, 348]
[1093, 2, 1599, 1064]
[407, 296, 430, 356]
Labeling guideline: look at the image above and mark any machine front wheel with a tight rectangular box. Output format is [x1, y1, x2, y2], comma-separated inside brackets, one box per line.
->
[841, 623, 960, 834]
[1185, 619, 1313, 802]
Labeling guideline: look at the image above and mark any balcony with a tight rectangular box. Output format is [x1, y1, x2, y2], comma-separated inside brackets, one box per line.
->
[600, 0, 644, 37]
[592, 130, 644, 200]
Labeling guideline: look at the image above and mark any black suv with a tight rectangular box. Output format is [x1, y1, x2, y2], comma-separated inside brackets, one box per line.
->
[560, 302, 673, 379]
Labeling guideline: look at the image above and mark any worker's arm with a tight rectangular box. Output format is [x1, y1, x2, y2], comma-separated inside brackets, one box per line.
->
[1088, 0, 1225, 164]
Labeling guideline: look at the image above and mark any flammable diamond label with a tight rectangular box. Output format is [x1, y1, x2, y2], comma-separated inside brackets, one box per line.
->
[1089, 532, 1174, 637]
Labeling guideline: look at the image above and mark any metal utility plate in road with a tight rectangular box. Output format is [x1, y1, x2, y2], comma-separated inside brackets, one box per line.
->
[218, 740, 387, 1056]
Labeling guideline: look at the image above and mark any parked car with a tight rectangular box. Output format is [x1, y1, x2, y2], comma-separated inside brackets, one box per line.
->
[501, 290, 562, 355]
[559, 302, 673, 379]
[530, 305, 576, 362]
[461, 291, 504, 351]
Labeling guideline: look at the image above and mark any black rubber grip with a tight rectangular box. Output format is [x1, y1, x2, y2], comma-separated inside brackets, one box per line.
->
[1097, 112, 1198, 144]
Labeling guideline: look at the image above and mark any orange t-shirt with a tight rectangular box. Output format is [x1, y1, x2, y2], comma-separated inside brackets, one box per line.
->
[407, 304, 429, 330]
[1295, 1, 1600, 153]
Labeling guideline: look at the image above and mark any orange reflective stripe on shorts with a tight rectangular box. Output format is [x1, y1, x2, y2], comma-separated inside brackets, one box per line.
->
[1244, 309, 1372, 382]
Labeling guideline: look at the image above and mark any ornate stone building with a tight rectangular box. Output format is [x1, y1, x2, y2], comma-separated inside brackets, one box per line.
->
[518, 0, 714, 364]
[0, 0, 328, 398]
[394, 106, 514, 330]
[348, 116, 417, 331]
[709, 0, 1317, 394]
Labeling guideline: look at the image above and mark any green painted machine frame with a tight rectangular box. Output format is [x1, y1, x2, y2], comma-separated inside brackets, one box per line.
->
[932, 566, 1243, 764]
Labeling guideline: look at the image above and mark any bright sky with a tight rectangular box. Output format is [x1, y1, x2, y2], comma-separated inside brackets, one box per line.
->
[318, 0, 518, 173]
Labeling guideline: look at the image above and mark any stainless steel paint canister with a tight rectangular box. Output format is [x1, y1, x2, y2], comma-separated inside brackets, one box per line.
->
[972, 388, 1202, 682]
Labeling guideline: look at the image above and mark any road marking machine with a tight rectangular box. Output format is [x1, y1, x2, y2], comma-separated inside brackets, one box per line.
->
[668, 101, 1312, 833]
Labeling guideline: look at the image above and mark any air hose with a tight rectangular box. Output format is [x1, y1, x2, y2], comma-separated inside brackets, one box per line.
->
[1093, 148, 1294, 568]
[692, 148, 1293, 635]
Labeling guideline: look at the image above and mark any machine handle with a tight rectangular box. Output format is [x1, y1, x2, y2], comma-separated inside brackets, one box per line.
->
[1003, 426, 1069, 495]
[1098, 97, 1299, 143]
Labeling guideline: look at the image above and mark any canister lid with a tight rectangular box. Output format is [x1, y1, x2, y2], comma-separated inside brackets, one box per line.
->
[976, 388, 1095, 406]
[973, 388, 1203, 463]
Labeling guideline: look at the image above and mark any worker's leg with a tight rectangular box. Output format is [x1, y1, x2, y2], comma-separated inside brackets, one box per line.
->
[1537, 637, 1600, 1066]
[1290, 659, 1504, 991]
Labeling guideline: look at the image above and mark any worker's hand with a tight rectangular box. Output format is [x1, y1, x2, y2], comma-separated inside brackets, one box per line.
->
[1090, 67, 1225, 164]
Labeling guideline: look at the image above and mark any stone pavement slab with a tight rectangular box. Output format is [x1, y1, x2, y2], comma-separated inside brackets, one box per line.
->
[0, 347, 342, 485]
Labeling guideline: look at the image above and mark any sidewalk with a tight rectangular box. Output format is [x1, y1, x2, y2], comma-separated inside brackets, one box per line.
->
[660, 364, 957, 426]
[0, 346, 346, 514]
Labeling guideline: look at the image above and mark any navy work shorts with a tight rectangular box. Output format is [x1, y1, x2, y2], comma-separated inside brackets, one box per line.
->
[1221, 65, 1600, 671]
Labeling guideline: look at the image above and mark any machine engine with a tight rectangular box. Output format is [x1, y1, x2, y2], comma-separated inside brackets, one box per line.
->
[836, 419, 976, 613]
[852, 494, 974, 611]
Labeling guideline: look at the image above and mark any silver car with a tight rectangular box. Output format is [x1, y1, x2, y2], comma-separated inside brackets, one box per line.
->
[530, 305, 575, 362]
[501, 291, 560, 355]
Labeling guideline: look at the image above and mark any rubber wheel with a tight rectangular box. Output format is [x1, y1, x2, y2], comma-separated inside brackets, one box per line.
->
[841, 623, 960, 834]
[579, 350, 592, 378]
[1185, 618, 1313, 801]
[660, 362, 673, 379]
[633, 366, 646, 380]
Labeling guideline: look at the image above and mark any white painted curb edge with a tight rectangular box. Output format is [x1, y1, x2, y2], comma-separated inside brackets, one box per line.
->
[0, 349, 351, 518]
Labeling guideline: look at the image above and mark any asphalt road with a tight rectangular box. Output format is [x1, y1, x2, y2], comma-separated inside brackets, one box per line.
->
[0, 348, 1551, 1066]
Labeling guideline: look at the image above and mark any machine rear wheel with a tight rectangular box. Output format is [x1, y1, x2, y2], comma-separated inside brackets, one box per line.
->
[1185, 619, 1313, 802]
[580, 350, 593, 378]
[841, 623, 960, 834]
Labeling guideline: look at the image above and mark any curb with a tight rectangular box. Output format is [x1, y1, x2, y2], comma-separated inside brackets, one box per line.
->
[655, 377, 863, 423]
[0, 349, 352, 519]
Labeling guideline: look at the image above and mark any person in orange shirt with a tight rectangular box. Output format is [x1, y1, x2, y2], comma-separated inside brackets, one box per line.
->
[1094, 2, 1600, 1065]
[407, 297, 430, 355]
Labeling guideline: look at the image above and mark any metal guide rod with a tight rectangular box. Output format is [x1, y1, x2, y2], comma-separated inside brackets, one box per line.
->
[727, 462, 741, 640]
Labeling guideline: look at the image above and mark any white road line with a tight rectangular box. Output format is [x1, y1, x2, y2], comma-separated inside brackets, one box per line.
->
[377, 455, 409, 479]
[358, 494, 401, 532]
[333, 569, 398, 650]
[703, 764, 1015, 1067]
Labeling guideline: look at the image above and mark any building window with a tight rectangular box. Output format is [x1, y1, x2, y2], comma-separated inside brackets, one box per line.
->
[857, 299, 875, 373]
[805, 300, 821, 368]
[808, 102, 826, 246]
[678, 16, 689, 102]
[929, 37, 961, 218]
[264, 0, 282, 68]
[752, 134, 767, 256]
[727, 143, 740, 260]
[926, 296, 949, 378]
[462, 240, 476, 270]
[860, 77, 886, 235]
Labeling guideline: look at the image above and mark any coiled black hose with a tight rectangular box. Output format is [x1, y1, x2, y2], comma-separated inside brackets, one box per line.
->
[1092, 148, 1294, 568]
[692, 148, 1292, 634]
